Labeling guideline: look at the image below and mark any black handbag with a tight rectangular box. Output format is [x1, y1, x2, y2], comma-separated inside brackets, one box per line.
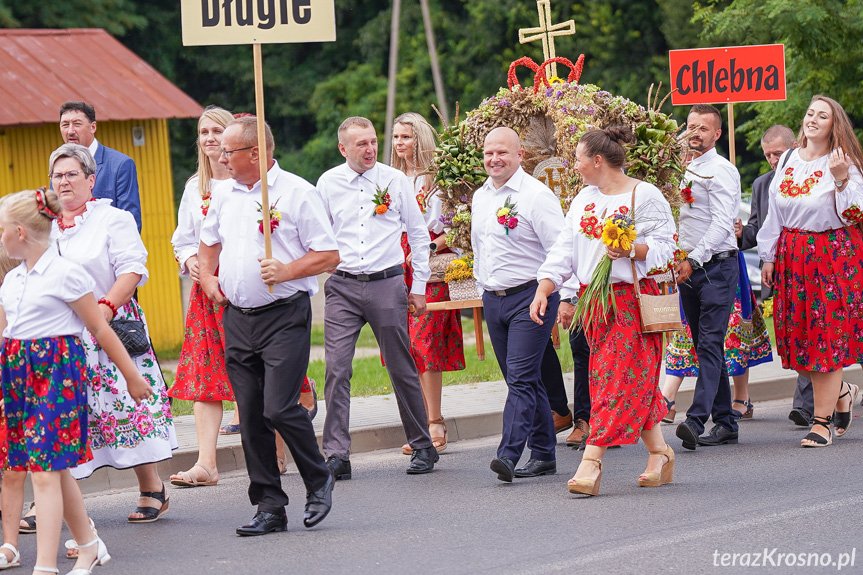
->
[110, 319, 150, 357]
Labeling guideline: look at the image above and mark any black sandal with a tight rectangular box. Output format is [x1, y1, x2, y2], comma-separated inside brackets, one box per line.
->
[731, 398, 753, 420]
[801, 415, 833, 448]
[19, 502, 36, 534]
[834, 382, 859, 437]
[128, 484, 170, 523]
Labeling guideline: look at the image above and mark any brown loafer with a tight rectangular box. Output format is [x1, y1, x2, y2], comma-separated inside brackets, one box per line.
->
[565, 418, 590, 447]
[553, 411, 573, 434]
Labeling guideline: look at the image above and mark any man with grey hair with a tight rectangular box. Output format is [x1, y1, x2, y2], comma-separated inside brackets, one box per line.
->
[316, 116, 438, 478]
[199, 116, 338, 536]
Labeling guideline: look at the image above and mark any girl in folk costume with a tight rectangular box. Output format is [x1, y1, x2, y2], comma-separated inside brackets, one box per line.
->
[0, 189, 151, 574]
[391, 112, 465, 455]
[531, 127, 677, 495]
[759, 95, 863, 447]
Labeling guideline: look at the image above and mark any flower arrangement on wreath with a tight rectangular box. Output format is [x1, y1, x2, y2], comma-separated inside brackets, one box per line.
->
[444, 253, 474, 283]
[428, 55, 689, 255]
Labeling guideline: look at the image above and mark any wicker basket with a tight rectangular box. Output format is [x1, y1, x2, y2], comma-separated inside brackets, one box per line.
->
[448, 278, 478, 301]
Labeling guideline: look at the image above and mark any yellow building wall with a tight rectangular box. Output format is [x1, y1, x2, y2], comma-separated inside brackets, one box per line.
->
[0, 120, 183, 351]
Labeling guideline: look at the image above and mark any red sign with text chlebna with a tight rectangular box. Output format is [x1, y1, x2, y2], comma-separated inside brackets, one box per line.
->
[669, 44, 785, 106]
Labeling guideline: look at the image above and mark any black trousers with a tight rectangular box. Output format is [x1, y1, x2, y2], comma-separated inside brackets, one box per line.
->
[540, 338, 568, 417]
[222, 293, 329, 514]
[679, 257, 739, 433]
[540, 330, 591, 422]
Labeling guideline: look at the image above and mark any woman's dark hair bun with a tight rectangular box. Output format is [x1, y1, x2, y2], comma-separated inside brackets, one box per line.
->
[602, 125, 634, 145]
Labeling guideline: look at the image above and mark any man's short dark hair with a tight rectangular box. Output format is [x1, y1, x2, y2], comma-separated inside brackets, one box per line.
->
[689, 104, 722, 129]
[59, 101, 96, 123]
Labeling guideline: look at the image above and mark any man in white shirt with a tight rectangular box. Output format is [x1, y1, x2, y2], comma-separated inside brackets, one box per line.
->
[59, 101, 142, 231]
[199, 117, 338, 536]
[674, 104, 742, 450]
[316, 116, 438, 477]
[472, 127, 565, 481]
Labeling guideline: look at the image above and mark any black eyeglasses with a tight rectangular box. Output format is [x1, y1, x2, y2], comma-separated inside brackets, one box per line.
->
[219, 146, 254, 159]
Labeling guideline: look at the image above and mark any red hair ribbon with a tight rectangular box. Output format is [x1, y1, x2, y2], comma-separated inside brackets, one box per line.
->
[35, 188, 59, 220]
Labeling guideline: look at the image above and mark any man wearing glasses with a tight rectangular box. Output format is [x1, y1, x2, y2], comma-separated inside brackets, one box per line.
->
[59, 101, 142, 231]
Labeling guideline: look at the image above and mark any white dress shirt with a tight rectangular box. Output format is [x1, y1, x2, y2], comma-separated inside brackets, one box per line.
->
[471, 167, 564, 292]
[538, 183, 677, 289]
[317, 162, 430, 295]
[757, 149, 863, 262]
[677, 147, 741, 265]
[0, 249, 95, 340]
[171, 175, 227, 275]
[54, 200, 149, 297]
[200, 160, 338, 308]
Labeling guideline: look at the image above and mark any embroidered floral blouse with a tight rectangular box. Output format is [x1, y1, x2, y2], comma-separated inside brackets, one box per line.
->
[757, 149, 863, 263]
[171, 175, 227, 275]
[538, 182, 676, 289]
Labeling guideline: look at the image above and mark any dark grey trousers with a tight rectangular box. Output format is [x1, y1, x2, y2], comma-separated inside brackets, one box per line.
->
[322, 274, 432, 459]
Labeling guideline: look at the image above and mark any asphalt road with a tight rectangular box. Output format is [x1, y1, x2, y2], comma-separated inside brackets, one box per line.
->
[14, 399, 863, 574]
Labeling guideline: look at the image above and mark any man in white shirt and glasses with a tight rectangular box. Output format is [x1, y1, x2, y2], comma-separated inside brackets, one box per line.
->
[316, 116, 438, 478]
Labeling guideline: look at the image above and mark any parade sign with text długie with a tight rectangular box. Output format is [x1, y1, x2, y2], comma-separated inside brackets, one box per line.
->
[669, 44, 786, 106]
[181, 0, 335, 46]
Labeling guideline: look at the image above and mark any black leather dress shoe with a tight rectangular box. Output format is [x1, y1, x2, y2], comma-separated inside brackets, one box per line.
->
[489, 456, 515, 482]
[697, 424, 738, 446]
[303, 472, 334, 528]
[513, 458, 556, 478]
[788, 408, 812, 427]
[326, 455, 352, 480]
[236, 511, 287, 536]
[406, 446, 439, 474]
[676, 419, 700, 451]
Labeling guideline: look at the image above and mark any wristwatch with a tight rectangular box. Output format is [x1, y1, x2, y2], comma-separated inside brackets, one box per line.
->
[685, 257, 701, 269]
[429, 242, 438, 254]
[835, 178, 848, 189]
[629, 245, 636, 259]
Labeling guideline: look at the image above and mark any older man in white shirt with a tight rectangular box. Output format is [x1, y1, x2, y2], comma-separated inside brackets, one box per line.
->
[674, 104, 742, 451]
[472, 127, 565, 482]
[199, 117, 338, 536]
[317, 116, 438, 478]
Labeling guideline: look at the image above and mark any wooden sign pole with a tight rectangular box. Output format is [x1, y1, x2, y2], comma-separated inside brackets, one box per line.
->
[727, 103, 736, 166]
[253, 43, 274, 293]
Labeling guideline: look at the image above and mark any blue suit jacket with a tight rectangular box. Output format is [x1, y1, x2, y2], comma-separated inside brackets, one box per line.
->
[92, 143, 142, 231]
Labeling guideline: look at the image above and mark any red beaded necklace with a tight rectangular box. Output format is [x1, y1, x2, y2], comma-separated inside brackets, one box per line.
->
[58, 198, 97, 230]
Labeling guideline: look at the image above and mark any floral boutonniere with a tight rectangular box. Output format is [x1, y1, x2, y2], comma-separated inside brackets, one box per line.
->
[201, 192, 211, 217]
[680, 181, 694, 207]
[373, 185, 392, 216]
[256, 199, 281, 234]
[415, 187, 428, 214]
[496, 195, 519, 235]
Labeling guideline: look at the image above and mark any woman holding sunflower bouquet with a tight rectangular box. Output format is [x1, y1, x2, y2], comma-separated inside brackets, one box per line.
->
[530, 126, 678, 496]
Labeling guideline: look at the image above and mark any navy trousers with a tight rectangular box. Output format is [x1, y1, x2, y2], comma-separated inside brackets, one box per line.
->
[569, 327, 592, 422]
[540, 338, 568, 417]
[679, 257, 739, 433]
[483, 288, 559, 463]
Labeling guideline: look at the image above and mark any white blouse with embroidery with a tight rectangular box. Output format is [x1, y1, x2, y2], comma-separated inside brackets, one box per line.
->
[757, 149, 863, 263]
[53, 199, 149, 298]
[171, 175, 227, 275]
[538, 182, 676, 289]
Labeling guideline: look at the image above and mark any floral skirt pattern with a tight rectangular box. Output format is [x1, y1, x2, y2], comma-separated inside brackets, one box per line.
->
[666, 251, 773, 377]
[71, 299, 177, 479]
[582, 281, 667, 446]
[169, 281, 234, 401]
[401, 232, 466, 374]
[773, 227, 863, 372]
[1, 336, 91, 471]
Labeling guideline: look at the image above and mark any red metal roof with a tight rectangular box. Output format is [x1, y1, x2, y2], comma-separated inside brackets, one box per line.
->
[0, 28, 202, 127]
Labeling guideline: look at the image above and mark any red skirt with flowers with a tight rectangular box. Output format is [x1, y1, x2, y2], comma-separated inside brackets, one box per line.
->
[581, 280, 668, 446]
[169, 281, 234, 401]
[774, 226, 863, 372]
[401, 233, 466, 374]
[1, 336, 91, 471]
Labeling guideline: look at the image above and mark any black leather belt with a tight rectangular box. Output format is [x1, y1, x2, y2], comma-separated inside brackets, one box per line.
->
[488, 279, 538, 297]
[704, 250, 738, 265]
[229, 291, 305, 315]
[333, 264, 404, 282]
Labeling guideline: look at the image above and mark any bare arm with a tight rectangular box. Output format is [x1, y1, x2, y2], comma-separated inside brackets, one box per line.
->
[100, 273, 142, 323]
[198, 241, 226, 305]
[69, 294, 152, 405]
[259, 249, 340, 285]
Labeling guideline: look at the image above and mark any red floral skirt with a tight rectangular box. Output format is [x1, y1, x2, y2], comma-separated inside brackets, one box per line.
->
[581, 280, 667, 446]
[169, 281, 234, 401]
[401, 233, 466, 374]
[774, 226, 863, 372]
